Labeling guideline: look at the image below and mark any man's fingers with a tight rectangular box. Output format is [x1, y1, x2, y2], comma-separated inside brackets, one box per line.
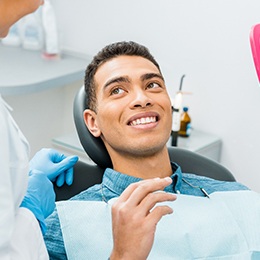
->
[147, 204, 174, 224]
[116, 180, 143, 203]
[139, 191, 177, 216]
[117, 177, 173, 206]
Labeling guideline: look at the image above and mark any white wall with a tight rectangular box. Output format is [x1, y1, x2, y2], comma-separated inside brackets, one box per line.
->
[5, 80, 83, 157]
[51, 0, 260, 191]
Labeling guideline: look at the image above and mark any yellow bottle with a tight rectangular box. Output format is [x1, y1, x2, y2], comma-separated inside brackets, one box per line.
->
[178, 107, 191, 137]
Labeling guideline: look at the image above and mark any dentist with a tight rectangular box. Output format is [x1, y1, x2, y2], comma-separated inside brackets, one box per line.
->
[0, 98, 78, 259]
[0, 1, 78, 259]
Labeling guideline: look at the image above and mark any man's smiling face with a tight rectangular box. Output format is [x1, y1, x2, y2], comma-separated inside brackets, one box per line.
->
[85, 55, 172, 159]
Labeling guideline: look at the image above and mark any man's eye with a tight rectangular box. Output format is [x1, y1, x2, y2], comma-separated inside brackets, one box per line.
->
[147, 82, 160, 89]
[111, 87, 125, 95]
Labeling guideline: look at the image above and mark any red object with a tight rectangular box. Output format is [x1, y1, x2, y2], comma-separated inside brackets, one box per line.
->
[250, 24, 260, 82]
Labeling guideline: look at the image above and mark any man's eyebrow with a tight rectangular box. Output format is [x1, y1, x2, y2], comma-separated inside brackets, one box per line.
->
[103, 76, 130, 89]
[140, 73, 165, 82]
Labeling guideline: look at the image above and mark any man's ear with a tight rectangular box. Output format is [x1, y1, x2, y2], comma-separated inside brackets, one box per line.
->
[83, 109, 101, 137]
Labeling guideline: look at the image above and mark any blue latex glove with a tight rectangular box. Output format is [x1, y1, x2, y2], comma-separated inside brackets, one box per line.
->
[29, 148, 78, 187]
[20, 171, 55, 234]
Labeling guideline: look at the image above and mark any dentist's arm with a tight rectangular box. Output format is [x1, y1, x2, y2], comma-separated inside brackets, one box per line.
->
[110, 177, 177, 260]
[0, 0, 44, 37]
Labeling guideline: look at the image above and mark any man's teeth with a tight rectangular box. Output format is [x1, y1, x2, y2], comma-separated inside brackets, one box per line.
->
[130, 117, 156, 126]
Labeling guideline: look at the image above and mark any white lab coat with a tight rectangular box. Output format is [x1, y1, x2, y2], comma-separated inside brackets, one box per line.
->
[0, 95, 49, 259]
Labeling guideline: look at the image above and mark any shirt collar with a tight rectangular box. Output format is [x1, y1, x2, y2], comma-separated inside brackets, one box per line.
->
[102, 162, 183, 196]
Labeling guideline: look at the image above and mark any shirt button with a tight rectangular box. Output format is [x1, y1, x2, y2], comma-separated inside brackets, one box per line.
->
[176, 190, 180, 194]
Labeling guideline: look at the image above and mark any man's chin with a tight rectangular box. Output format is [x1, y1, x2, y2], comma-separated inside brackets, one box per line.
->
[128, 143, 168, 158]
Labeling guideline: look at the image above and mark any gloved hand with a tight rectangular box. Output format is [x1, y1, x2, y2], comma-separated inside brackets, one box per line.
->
[20, 171, 55, 234]
[29, 148, 79, 187]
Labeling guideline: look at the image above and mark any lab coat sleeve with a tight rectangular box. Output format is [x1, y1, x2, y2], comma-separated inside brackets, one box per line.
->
[10, 208, 49, 260]
[0, 96, 48, 260]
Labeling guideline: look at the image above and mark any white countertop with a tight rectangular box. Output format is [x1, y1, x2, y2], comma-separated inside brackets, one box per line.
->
[0, 44, 89, 95]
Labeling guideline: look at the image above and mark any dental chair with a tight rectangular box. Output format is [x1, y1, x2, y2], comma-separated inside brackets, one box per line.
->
[54, 86, 236, 201]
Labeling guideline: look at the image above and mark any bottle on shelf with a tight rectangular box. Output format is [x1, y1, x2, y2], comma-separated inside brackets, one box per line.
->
[178, 106, 191, 137]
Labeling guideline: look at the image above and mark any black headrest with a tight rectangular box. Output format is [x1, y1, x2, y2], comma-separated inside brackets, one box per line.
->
[73, 86, 112, 168]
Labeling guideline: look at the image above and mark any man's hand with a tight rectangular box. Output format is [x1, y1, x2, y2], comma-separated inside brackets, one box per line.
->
[110, 177, 177, 260]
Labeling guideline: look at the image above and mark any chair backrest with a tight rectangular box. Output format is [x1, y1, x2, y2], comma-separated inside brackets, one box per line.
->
[54, 86, 235, 201]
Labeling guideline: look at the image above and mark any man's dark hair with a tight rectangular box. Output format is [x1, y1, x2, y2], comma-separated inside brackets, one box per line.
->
[84, 41, 161, 111]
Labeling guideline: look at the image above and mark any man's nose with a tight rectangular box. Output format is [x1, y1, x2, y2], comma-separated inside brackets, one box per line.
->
[130, 89, 153, 108]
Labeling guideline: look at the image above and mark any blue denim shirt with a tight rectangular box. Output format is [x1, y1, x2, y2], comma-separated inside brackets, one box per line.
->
[44, 163, 248, 260]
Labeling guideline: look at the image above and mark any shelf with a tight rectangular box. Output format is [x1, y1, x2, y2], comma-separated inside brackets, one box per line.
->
[0, 44, 89, 95]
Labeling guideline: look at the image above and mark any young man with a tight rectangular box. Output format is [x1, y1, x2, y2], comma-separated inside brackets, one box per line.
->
[44, 41, 248, 259]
